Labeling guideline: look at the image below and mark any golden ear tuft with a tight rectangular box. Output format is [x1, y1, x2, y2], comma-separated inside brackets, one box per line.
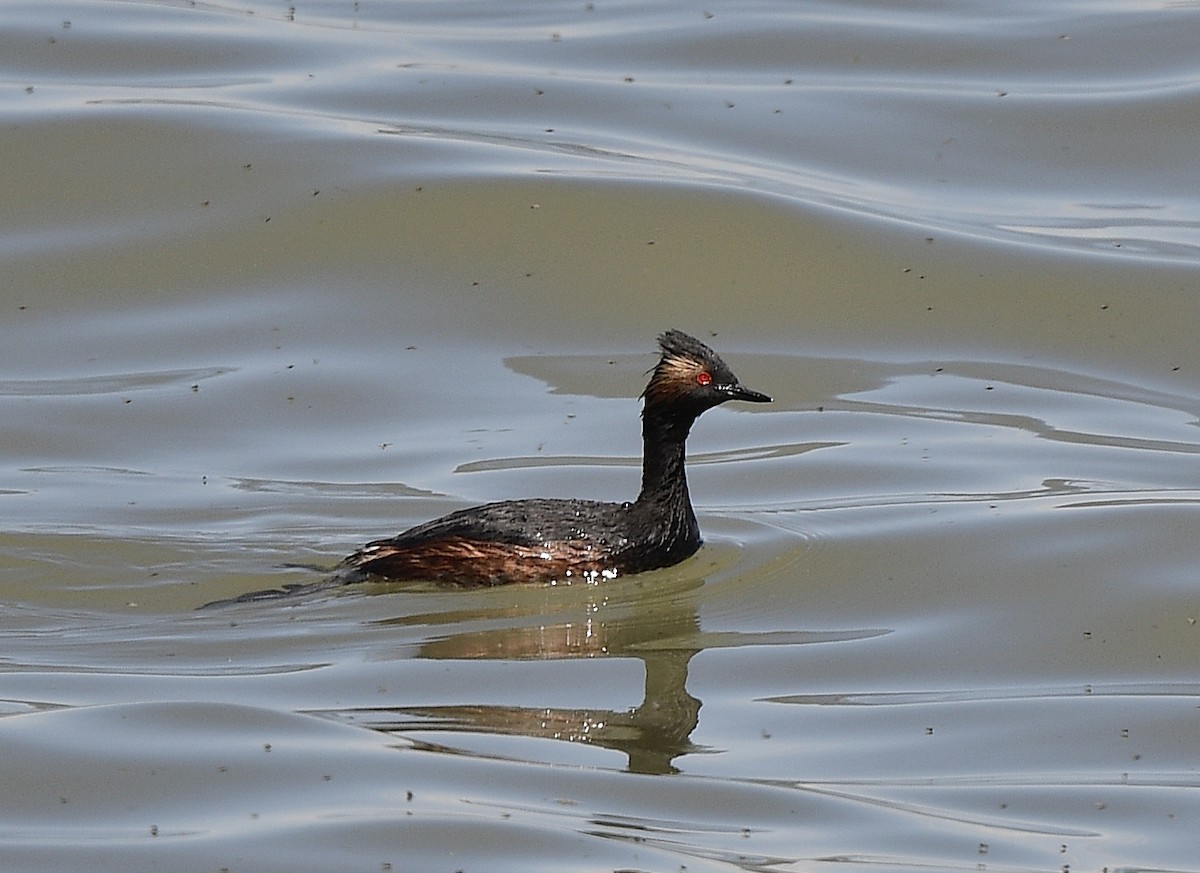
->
[642, 341, 711, 406]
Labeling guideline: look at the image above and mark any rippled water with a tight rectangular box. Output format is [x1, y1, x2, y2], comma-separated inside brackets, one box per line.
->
[3, 1, 1200, 871]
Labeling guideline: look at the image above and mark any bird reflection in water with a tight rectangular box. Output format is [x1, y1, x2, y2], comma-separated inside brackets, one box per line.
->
[340, 572, 708, 776]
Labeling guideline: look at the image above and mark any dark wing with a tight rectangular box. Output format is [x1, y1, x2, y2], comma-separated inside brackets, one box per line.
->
[371, 498, 626, 547]
[343, 498, 631, 586]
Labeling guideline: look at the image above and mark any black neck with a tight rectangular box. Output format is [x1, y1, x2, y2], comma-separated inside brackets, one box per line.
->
[636, 406, 698, 509]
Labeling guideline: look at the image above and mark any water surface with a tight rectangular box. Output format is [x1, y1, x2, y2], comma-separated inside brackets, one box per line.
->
[3, 1, 1200, 871]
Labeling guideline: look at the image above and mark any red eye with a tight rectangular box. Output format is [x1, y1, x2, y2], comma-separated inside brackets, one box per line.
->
[696, 372, 712, 386]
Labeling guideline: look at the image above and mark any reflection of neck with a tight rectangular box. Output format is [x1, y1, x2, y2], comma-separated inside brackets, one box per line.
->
[628, 646, 701, 775]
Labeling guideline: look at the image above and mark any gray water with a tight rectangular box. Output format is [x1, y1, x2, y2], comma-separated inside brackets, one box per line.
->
[2, 1, 1200, 871]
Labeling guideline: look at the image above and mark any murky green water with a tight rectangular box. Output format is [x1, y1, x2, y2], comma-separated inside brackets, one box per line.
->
[3, 1, 1200, 871]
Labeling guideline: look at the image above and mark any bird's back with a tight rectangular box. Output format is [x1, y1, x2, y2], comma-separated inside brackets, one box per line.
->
[344, 496, 639, 586]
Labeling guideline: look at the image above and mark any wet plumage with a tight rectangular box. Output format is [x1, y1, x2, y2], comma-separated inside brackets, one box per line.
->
[205, 329, 769, 605]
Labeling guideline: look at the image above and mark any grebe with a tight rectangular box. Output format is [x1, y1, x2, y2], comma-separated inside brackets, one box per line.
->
[338, 329, 769, 586]
[204, 330, 768, 605]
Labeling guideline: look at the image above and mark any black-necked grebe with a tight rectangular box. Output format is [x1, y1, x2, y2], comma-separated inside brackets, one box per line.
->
[337, 329, 770, 586]
[205, 330, 768, 605]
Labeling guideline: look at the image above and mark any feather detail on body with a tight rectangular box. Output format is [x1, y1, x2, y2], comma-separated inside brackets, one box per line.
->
[203, 330, 769, 606]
